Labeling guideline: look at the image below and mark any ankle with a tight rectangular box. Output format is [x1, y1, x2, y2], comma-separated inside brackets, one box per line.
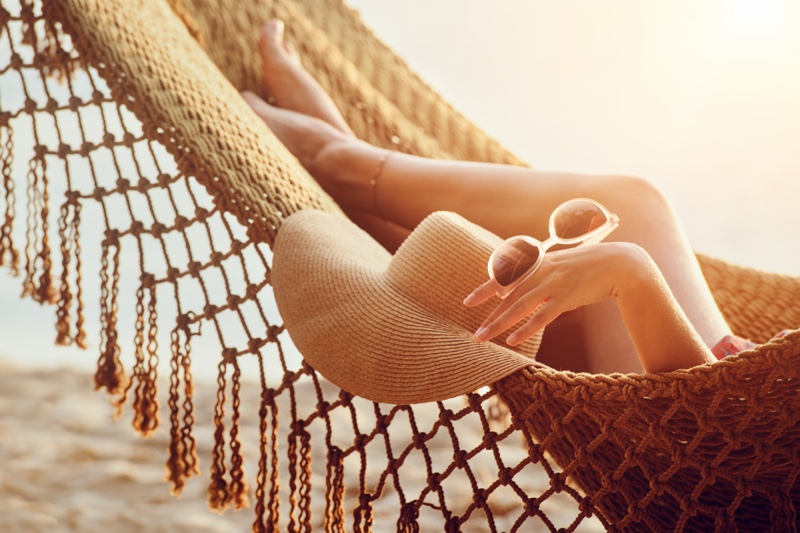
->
[311, 139, 389, 215]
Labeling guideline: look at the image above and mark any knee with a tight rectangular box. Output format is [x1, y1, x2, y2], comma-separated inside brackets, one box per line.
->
[588, 175, 669, 215]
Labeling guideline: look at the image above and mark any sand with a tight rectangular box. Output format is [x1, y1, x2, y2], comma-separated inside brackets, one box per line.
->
[0, 360, 604, 532]
[0, 362, 255, 532]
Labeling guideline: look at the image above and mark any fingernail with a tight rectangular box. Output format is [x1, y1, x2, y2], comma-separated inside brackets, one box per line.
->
[474, 327, 488, 341]
[506, 333, 519, 345]
[463, 294, 475, 306]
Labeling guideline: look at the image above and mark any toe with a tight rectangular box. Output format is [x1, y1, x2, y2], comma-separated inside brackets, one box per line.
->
[259, 20, 285, 53]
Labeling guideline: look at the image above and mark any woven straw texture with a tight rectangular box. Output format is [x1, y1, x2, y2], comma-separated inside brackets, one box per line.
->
[271, 209, 543, 405]
[1, 0, 800, 531]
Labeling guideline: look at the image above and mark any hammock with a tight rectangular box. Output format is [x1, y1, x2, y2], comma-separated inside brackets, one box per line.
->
[2, 0, 800, 530]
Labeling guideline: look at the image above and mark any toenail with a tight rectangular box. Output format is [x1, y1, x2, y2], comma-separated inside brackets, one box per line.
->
[265, 20, 283, 34]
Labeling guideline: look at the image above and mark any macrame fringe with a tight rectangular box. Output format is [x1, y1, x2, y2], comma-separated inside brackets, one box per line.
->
[22, 152, 57, 303]
[55, 197, 86, 346]
[114, 275, 160, 435]
[0, 117, 19, 274]
[286, 419, 313, 532]
[397, 502, 420, 533]
[268, 390, 281, 529]
[254, 384, 280, 532]
[228, 360, 249, 509]
[95, 235, 127, 394]
[324, 446, 345, 532]
[209, 356, 249, 512]
[166, 324, 199, 494]
[353, 492, 375, 533]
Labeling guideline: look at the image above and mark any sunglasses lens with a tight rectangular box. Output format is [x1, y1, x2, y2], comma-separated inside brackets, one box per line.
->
[553, 200, 608, 240]
[491, 239, 540, 287]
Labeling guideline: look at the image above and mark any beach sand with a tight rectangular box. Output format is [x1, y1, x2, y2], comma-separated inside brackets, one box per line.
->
[0, 359, 603, 532]
[0, 362, 255, 532]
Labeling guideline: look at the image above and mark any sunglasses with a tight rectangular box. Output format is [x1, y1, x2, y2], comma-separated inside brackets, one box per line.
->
[488, 198, 620, 298]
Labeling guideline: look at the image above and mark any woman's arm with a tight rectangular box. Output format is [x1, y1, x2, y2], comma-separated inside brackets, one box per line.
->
[464, 242, 715, 373]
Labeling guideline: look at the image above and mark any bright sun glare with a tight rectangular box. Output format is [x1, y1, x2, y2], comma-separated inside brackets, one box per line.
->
[729, 0, 789, 37]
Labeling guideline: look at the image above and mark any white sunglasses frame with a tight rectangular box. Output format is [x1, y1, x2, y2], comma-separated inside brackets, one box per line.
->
[487, 197, 620, 298]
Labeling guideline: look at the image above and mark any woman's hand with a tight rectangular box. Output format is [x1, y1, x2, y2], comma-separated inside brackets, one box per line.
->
[464, 241, 715, 372]
[464, 242, 643, 346]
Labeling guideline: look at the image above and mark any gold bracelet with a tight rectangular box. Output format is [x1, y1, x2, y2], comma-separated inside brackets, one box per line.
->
[369, 150, 394, 217]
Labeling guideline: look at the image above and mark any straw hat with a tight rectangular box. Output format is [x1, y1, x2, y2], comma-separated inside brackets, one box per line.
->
[271, 210, 541, 404]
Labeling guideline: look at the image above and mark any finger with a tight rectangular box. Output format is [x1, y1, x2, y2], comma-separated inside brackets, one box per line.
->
[477, 275, 544, 328]
[506, 300, 562, 346]
[475, 288, 548, 341]
[463, 279, 499, 307]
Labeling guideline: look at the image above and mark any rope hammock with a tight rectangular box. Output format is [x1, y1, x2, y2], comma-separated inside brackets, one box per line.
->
[2, 0, 800, 530]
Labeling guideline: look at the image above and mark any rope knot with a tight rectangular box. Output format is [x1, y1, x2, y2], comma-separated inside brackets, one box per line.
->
[132, 220, 147, 237]
[525, 499, 540, 517]
[247, 337, 263, 354]
[140, 272, 155, 289]
[202, 303, 217, 319]
[499, 466, 514, 485]
[221, 347, 237, 364]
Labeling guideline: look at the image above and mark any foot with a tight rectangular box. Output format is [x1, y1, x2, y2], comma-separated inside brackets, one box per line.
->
[241, 93, 380, 213]
[257, 20, 353, 135]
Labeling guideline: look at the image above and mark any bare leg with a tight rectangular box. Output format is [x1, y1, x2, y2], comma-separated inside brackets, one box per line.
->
[328, 144, 731, 373]
[246, 20, 412, 250]
[243, 22, 732, 374]
[256, 20, 353, 135]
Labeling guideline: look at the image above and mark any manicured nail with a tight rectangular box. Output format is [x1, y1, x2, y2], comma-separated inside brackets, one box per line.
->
[474, 327, 488, 341]
[506, 333, 520, 346]
[463, 294, 475, 306]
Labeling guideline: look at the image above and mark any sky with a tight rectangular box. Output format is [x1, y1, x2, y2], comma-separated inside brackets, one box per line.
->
[1, 0, 799, 374]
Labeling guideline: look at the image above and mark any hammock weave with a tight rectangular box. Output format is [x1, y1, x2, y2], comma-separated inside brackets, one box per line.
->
[2, 0, 800, 531]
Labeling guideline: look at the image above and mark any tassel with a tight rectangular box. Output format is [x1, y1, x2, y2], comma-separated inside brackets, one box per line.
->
[35, 153, 56, 304]
[298, 425, 312, 528]
[20, 150, 55, 304]
[72, 202, 86, 348]
[287, 420, 313, 532]
[54, 198, 86, 346]
[324, 446, 346, 532]
[166, 326, 199, 495]
[22, 155, 42, 298]
[122, 277, 159, 435]
[209, 359, 231, 511]
[95, 235, 126, 394]
[0, 117, 19, 274]
[254, 382, 281, 532]
[267, 392, 281, 530]
[353, 492, 374, 533]
[55, 197, 75, 344]
[228, 360, 249, 509]
[254, 375, 269, 531]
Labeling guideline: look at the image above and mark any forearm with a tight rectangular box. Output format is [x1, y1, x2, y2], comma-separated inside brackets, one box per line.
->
[616, 246, 715, 373]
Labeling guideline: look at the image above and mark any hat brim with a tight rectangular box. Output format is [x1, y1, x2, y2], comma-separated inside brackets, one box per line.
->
[272, 210, 540, 405]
